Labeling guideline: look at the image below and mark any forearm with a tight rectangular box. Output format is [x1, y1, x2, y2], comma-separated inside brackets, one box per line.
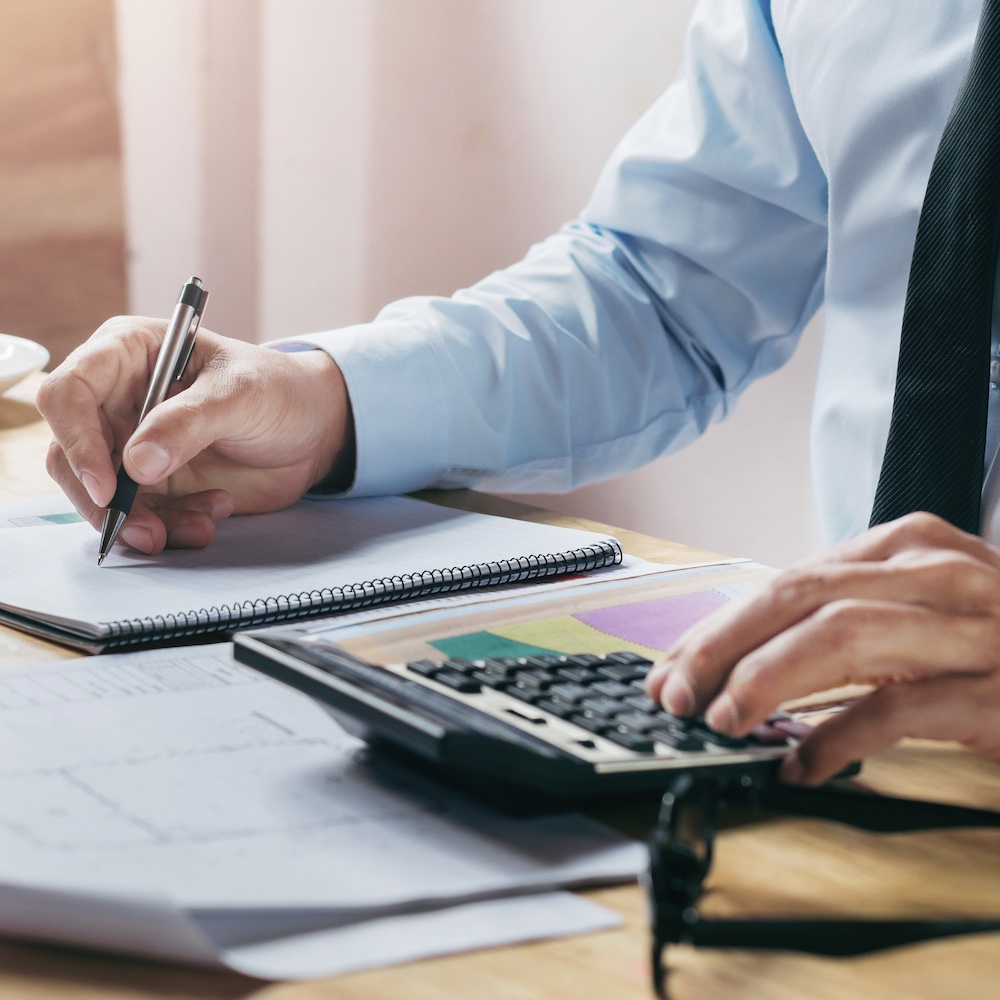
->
[283, 0, 830, 498]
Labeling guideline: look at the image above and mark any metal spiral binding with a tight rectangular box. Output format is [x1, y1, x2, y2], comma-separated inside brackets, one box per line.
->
[101, 540, 623, 649]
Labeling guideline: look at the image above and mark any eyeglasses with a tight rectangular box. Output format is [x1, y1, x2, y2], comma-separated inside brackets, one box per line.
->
[646, 771, 1000, 999]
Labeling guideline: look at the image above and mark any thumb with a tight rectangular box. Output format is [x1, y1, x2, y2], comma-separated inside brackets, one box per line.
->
[122, 374, 249, 484]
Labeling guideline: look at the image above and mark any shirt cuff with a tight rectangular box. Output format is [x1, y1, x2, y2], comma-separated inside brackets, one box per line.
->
[268, 323, 450, 497]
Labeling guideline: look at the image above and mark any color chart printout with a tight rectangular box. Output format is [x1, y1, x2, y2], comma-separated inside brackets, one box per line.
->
[428, 583, 753, 662]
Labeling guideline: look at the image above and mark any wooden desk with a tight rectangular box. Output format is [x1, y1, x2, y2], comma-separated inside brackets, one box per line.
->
[3, 372, 1000, 1000]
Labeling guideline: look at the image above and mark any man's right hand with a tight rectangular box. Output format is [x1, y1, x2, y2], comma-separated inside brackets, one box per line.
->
[37, 316, 355, 555]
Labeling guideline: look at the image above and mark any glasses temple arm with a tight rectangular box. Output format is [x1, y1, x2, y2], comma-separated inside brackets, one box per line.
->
[659, 911, 1000, 955]
[753, 783, 1000, 832]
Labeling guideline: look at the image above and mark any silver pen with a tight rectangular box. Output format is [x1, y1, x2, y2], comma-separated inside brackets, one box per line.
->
[98, 277, 209, 565]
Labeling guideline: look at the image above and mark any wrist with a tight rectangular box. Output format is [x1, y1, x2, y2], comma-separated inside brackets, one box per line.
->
[291, 349, 357, 493]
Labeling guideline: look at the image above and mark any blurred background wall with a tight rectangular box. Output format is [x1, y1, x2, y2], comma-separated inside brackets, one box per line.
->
[1, 0, 822, 566]
[0, 0, 125, 369]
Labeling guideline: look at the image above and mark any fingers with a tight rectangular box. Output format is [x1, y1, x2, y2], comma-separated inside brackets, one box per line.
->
[40, 378, 116, 507]
[119, 357, 252, 486]
[47, 437, 233, 555]
[38, 317, 166, 506]
[702, 600, 1000, 737]
[780, 672, 1000, 785]
[640, 513, 1000, 781]
[46, 440, 104, 529]
[41, 315, 354, 534]
[39, 317, 257, 501]
[831, 511, 1000, 572]
[119, 490, 235, 555]
[647, 545, 1000, 720]
[121, 340, 352, 506]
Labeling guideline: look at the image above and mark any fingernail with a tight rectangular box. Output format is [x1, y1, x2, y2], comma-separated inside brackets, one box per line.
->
[779, 752, 805, 785]
[81, 471, 102, 506]
[706, 692, 738, 733]
[126, 441, 171, 482]
[121, 524, 153, 553]
[661, 672, 695, 717]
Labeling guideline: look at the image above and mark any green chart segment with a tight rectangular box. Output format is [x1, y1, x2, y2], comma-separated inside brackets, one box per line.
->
[432, 632, 556, 662]
[430, 587, 745, 661]
[8, 512, 84, 527]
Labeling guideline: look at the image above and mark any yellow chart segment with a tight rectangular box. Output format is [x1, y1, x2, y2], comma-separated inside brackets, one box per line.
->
[489, 616, 662, 659]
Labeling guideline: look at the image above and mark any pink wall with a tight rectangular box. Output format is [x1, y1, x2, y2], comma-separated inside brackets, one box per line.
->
[358, 0, 689, 311]
[117, 0, 819, 566]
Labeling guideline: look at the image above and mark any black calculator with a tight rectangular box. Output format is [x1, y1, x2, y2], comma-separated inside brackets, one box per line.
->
[234, 630, 812, 802]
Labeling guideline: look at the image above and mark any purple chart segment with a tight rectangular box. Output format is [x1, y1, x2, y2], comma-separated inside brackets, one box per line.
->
[574, 591, 728, 652]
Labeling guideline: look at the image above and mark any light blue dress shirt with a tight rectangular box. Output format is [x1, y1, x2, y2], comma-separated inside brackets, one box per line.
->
[284, 0, 1000, 546]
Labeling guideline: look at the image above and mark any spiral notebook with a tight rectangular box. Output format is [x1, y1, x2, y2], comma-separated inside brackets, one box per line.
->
[0, 495, 621, 653]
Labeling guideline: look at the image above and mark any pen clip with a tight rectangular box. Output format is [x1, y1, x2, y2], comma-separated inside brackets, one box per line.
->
[174, 312, 201, 382]
[173, 283, 207, 383]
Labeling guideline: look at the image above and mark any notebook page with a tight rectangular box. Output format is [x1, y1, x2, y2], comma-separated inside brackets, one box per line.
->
[0, 495, 617, 634]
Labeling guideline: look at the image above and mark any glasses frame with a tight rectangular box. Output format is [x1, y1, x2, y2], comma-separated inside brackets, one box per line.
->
[647, 771, 1000, 999]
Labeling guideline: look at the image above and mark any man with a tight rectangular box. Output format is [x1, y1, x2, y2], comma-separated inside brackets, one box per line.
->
[37, 0, 1000, 786]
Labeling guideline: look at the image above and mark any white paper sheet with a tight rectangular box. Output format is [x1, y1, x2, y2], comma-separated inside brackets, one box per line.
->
[0, 880, 618, 980]
[0, 645, 642, 975]
[216, 891, 619, 980]
[0, 495, 623, 639]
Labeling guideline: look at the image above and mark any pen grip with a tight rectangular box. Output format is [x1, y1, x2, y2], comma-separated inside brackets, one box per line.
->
[109, 464, 140, 516]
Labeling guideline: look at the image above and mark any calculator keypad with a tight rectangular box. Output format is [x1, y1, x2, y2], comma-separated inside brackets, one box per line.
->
[403, 651, 807, 760]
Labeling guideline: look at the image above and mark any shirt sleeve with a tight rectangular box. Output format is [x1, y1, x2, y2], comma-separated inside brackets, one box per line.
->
[275, 0, 828, 499]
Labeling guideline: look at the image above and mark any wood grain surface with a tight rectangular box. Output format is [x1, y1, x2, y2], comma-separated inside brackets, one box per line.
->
[2, 372, 999, 1000]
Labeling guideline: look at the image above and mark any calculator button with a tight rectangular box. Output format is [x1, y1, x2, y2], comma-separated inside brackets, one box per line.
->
[652, 710, 689, 728]
[623, 693, 659, 713]
[568, 714, 610, 735]
[579, 696, 625, 718]
[441, 658, 477, 674]
[434, 671, 481, 693]
[513, 669, 557, 691]
[691, 725, 750, 749]
[612, 711, 662, 734]
[604, 730, 656, 753]
[589, 680, 635, 700]
[596, 663, 648, 683]
[524, 654, 565, 670]
[535, 699, 578, 720]
[482, 657, 522, 677]
[547, 683, 592, 704]
[556, 666, 602, 684]
[562, 653, 605, 667]
[651, 727, 705, 752]
[605, 651, 654, 666]
[406, 659, 440, 677]
[471, 670, 510, 690]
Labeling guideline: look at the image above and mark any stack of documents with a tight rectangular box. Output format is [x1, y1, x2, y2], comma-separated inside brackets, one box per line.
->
[0, 645, 644, 978]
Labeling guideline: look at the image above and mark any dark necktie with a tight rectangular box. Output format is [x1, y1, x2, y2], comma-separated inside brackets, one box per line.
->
[869, 0, 1000, 534]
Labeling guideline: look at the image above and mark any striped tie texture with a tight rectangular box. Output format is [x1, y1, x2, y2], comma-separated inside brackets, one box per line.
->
[870, 0, 1000, 534]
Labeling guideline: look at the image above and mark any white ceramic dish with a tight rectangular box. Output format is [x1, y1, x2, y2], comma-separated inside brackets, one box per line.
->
[0, 334, 49, 396]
